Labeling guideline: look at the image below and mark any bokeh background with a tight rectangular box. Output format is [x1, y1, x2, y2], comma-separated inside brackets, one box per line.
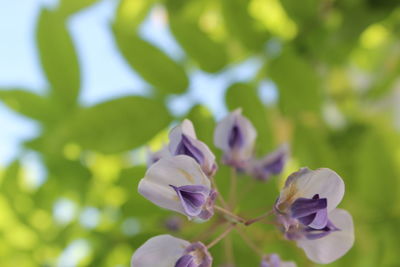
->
[1, 0, 400, 266]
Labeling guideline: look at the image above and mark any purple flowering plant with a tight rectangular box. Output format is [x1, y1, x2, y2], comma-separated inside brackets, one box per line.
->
[132, 109, 354, 267]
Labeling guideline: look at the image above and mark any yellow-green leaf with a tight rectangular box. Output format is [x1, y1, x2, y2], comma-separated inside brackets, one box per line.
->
[112, 26, 189, 95]
[36, 9, 80, 108]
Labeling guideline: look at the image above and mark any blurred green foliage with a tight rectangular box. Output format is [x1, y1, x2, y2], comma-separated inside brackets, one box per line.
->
[1, 0, 400, 266]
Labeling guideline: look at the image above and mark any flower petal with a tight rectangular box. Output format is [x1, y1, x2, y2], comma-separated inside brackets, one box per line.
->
[214, 109, 239, 152]
[131, 234, 189, 267]
[252, 144, 289, 180]
[214, 108, 257, 167]
[170, 185, 209, 217]
[170, 119, 197, 141]
[279, 168, 344, 213]
[297, 209, 354, 264]
[169, 120, 216, 177]
[291, 194, 328, 229]
[138, 156, 211, 216]
[142, 155, 210, 188]
[175, 254, 194, 267]
[260, 254, 297, 267]
[138, 179, 185, 215]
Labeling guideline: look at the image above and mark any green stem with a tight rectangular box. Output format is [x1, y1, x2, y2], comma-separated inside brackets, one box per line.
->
[215, 205, 246, 224]
[229, 167, 237, 207]
[245, 210, 274, 226]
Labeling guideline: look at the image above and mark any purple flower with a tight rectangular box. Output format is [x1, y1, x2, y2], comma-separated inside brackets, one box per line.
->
[251, 144, 289, 181]
[214, 109, 257, 169]
[274, 168, 354, 264]
[260, 254, 296, 267]
[131, 234, 212, 267]
[170, 119, 217, 177]
[138, 155, 216, 221]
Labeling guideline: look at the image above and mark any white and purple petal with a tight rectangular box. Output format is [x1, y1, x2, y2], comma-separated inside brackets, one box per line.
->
[214, 108, 257, 168]
[290, 194, 328, 229]
[131, 235, 190, 267]
[276, 168, 345, 214]
[176, 242, 212, 267]
[297, 209, 354, 264]
[170, 119, 217, 177]
[260, 253, 297, 267]
[170, 184, 210, 217]
[252, 144, 289, 181]
[138, 155, 214, 220]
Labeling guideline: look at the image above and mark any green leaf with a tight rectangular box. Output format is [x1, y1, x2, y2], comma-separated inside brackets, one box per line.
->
[60, 96, 172, 153]
[221, 0, 268, 51]
[269, 48, 321, 116]
[279, 0, 319, 23]
[114, 0, 154, 33]
[1, 161, 20, 195]
[353, 129, 398, 215]
[58, 0, 98, 16]
[36, 9, 81, 109]
[169, 17, 228, 72]
[293, 120, 336, 169]
[366, 58, 400, 99]
[112, 26, 188, 95]
[0, 89, 52, 121]
[225, 83, 274, 154]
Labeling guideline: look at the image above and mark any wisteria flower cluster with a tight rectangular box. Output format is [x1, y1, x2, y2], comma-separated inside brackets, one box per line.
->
[131, 109, 354, 267]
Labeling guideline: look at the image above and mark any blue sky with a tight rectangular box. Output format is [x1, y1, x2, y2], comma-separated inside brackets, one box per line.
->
[0, 0, 277, 166]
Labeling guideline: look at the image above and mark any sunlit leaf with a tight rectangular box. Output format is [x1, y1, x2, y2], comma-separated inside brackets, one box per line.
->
[353, 129, 398, 215]
[269, 48, 321, 116]
[59, 0, 99, 16]
[293, 119, 336, 169]
[279, 0, 318, 23]
[0, 89, 52, 122]
[62, 96, 172, 153]
[112, 26, 188, 95]
[114, 0, 154, 33]
[221, 0, 268, 51]
[36, 9, 80, 109]
[169, 17, 228, 72]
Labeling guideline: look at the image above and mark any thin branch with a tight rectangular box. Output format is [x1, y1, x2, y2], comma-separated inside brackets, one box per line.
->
[215, 205, 246, 223]
[223, 235, 235, 265]
[245, 210, 274, 226]
[229, 167, 237, 207]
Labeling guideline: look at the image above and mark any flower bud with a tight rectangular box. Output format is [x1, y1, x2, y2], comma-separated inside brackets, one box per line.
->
[214, 109, 256, 169]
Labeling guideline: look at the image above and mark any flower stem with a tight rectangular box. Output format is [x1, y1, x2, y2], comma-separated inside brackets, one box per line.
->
[229, 167, 237, 207]
[215, 205, 246, 223]
[245, 210, 274, 226]
[207, 223, 236, 249]
[223, 235, 235, 265]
